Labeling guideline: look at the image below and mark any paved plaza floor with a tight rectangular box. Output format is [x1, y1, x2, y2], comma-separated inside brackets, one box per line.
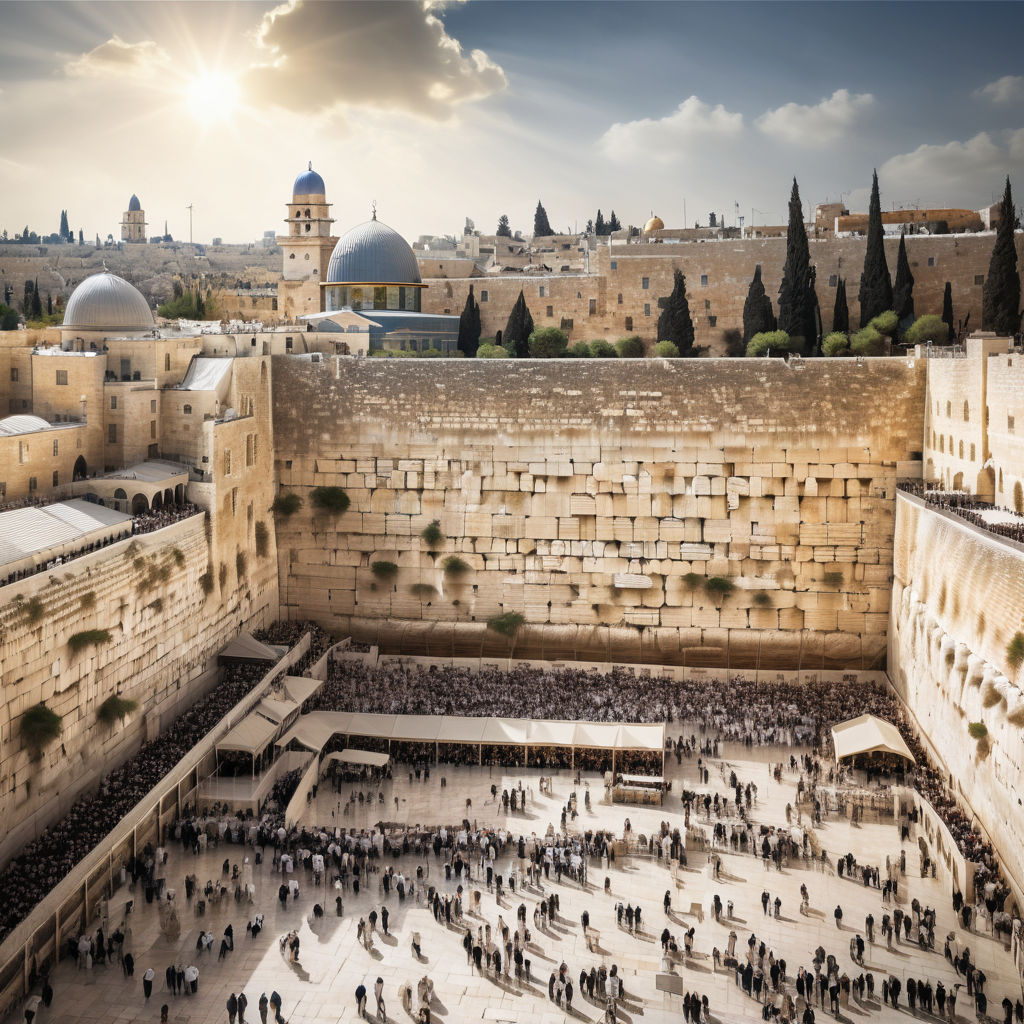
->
[36, 732, 1016, 1024]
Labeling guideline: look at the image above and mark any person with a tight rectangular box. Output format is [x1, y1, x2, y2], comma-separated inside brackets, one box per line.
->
[356, 983, 367, 1019]
[269, 991, 284, 1024]
[834, 905, 843, 929]
[374, 977, 384, 1020]
[143, 966, 156, 999]
[227, 992, 238, 1024]
[23, 994, 41, 1024]
[238, 991, 248, 1024]
[161, 1006, 169, 1023]
[258, 994, 269, 1024]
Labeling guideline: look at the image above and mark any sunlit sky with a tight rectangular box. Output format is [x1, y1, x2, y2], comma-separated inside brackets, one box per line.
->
[1, 0, 1022, 244]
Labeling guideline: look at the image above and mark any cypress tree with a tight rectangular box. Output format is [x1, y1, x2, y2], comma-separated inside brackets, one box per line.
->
[496, 215, 511, 238]
[777, 177, 813, 349]
[982, 177, 1021, 335]
[458, 285, 481, 357]
[804, 266, 822, 354]
[59, 210, 69, 241]
[742, 266, 776, 343]
[608, 211, 621, 232]
[941, 282, 955, 341]
[892, 232, 915, 331]
[46, 293, 52, 315]
[832, 278, 849, 334]
[595, 210, 606, 236]
[585, 219, 594, 234]
[77, 228, 84, 246]
[533, 201, 553, 238]
[30, 278, 42, 317]
[657, 269, 695, 353]
[504, 290, 534, 357]
[858, 169, 893, 326]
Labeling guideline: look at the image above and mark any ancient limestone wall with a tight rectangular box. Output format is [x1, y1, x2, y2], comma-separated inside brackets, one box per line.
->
[0, 512, 278, 865]
[272, 356, 925, 666]
[889, 494, 1024, 896]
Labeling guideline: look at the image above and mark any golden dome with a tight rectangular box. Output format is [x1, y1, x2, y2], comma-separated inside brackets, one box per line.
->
[644, 215, 664, 234]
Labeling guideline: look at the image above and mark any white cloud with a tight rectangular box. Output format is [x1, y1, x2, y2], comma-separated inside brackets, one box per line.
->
[243, 0, 505, 120]
[975, 75, 1024, 105]
[65, 35, 170, 78]
[756, 89, 874, 145]
[878, 129, 1024, 207]
[599, 96, 743, 162]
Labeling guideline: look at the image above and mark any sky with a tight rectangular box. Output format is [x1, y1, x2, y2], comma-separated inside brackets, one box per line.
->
[0, 0, 1022, 245]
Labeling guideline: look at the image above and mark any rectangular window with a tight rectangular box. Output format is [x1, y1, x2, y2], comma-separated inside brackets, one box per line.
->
[52, 440, 58, 457]
[709, 315, 717, 327]
[56, 369, 68, 386]
[927, 256, 935, 267]
[108, 424, 117, 443]
[975, 275, 985, 286]
[148, 443, 158, 458]
[150, 399, 157, 413]
[700, 274, 709, 287]
[610, 260, 617, 270]
[641, 277, 649, 290]
[625, 317, 633, 332]
[52, 470, 59, 487]
[285, 337, 293, 352]
[224, 449, 232, 475]
[704, 299, 711, 310]
[539, 285, 545, 298]
[617, 293, 623, 305]
[644, 303, 651, 317]
[29, 476, 37, 492]
[546, 306, 553, 317]
[18, 441, 26, 463]
[231, 487, 238, 515]
[828, 274, 838, 287]
[164, 354, 170, 371]
[480, 290, 488, 302]
[9, 368, 17, 382]
[110, 395, 117, 410]
[589, 299, 597, 315]
[1009, 415, 1015, 433]
[150, 420, 156, 438]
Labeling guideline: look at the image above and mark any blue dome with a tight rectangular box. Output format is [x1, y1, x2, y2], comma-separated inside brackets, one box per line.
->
[326, 218, 421, 285]
[293, 163, 326, 198]
[128, 194, 141, 212]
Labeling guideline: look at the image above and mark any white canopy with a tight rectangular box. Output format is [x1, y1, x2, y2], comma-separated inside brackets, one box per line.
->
[831, 714, 916, 765]
[573, 723, 621, 749]
[436, 716, 488, 744]
[325, 749, 391, 768]
[615, 723, 666, 752]
[528, 720, 577, 747]
[276, 714, 350, 752]
[282, 675, 323, 706]
[482, 718, 529, 745]
[178, 357, 233, 398]
[218, 632, 283, 663]
[217, 713, 278, 756]
[255, 696, 298, 725]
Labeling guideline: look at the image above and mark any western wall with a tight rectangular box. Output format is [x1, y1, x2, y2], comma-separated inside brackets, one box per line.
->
[271, 355, 925, 668]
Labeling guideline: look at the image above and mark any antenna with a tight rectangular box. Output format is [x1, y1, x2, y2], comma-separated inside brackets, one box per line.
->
[371, 200, 377, 221]
[186, 203, 194, 248]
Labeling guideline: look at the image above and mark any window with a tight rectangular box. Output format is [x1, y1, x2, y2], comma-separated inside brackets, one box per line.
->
[610, 260, 617, 270]
[29, 476, 37, 492]
[939, 435, 944, 452]
[108, 424, 117, 443]
[305, 224, 310, 233]
[641, 277, 649, 290]
[709, 316, 717, 327]
[150, 421, 156, 439]
[539, 285, 545, 298]
[18, 441, 26, 463]
[148, 443, 158, 458]
[56, 369, 68, 386]
[289, 253, 295, 260]
[150, 399, 157, 413]
[246, 434, 255, 466]
[52, 470, 59, 487]
[9, 368, 17, 382]
[304, 253, 310, 260]
[704, 299, 711, 310]
[285, 337, 293, 352]
[700, 274, 709, 287]
[52, 440, 58, 457]
[970, 444, 976, 461]
[617, 293, 623, 305]
[625, 317, 633, 332]
[644, 303, 651, 317]
[480, 290, 488, 302]
[164, 354, 170, 372]
[231, 487, 238, 515]
[589, 299, 597, 315]
[1009, 414, 1015, 433]
[224, 449, 232, 475]
[110, 396, 117, 410]
[828, 274, 838, 287]
[927, 256, 935, 267]
[183, 404, 192, 415]
[959, 441, 964, 459]
[974, 275, 984, 286]
[546, 305, 553, 317]
[946, 401, 951, 417]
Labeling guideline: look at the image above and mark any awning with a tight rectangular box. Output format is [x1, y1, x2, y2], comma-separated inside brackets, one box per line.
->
[573, 723, 620, 749]
[255, 697, 299, 725]
[218, 632, 283, 664]
[276, 713, 350, 752]
[615, 723, 666, 752]
[831, 714, 916, 764]
[282, 675, 323, 706]
[217, 713, 278, 755]
[619, 773, 664, 785]
[346, 713, 397, 738]
[527, 720, 577, 747]
[482, 718, 529, 744]
[436, 717, 488, 744]
[325, 749, 391, 768]
[389, 715, 443, 742]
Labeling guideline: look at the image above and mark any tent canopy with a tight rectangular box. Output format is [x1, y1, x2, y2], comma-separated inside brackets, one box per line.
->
[255, 697, 299, 725]
[615, 723, 665, 752]
[217, 713, 278, 755]
[325, 749, 391, 768]
[282, 675, 323, 706]
[528, 720, 577, 747]
[831, 714, 916, 765]
[218, 632, 283, 664]
[276, 714, 350, 752]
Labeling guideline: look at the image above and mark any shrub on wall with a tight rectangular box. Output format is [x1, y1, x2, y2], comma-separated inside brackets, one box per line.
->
[567, 341, 592, 358]
[68, 628, 112, 655]
[823, 571, 844, 587]
[822, 331, 850, 357]
[371, 561, 399, 582]
[21, 703, 62, 757]
[421, 520, 443, 551]
[615, 336, 645, 358]
[704, 577, 735, 598]
[236, 550, 248, 580]
[97, 694, 138, 725]
[254, 521, 269, 558]
[654, 340, 680, 358]
[476, 343, 509, 358]
[589, 339, 617, 358]
[682, 572, 703, 590]
[850, 326, 888, 357]
[172, 547, 186, 567]
[442, 555, 471, 579]
[753, 590, 772, 607]
[967, 721, 988, 739]
[905, 314, 948, 346]
[409, 583, 437, 600]
[19, 596, 46, 626]
[80, 590, 97, 611]
[1007, 632, 1024, 673]
[528, 327, 568, 358]
[199, 568, 214, 596]
[271, 493, 303, 518]
[746, 330, 791, 357]
[310, 487, 350, 515]
[487, 611, 525, 637]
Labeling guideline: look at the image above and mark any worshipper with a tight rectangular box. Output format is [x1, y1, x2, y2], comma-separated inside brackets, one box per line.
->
[143, 966, 155, 999]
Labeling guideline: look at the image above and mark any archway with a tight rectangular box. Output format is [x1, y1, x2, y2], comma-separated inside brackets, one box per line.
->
[174, 483, 185, 504]
[72, 455, 88, 481]
[131, 493, 149, 515]
[1015, 482, 1023, 517]
[151, 492, 163, 510]
[164, 488, 174, 507]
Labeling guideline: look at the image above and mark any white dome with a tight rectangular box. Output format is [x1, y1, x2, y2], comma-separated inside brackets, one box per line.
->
[0, 414, 51, 436]
[63, 272, 154, 333]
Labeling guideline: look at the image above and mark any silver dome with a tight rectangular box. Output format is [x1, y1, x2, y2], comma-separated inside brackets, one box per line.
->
[63, 272, 154, 332]
[326, 218, 421, 285]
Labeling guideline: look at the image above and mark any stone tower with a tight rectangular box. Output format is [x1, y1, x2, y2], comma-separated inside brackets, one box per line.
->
[278, 164, 337, 319]
[121, 194, 147, 243]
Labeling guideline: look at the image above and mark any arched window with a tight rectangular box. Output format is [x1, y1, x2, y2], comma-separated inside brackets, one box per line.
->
[305, 223, 311, 233]
[305, 209, 310, 218]
[289, 253, 295, 259]
[183, 404, 192, 415]
[946, 401, 951, 417]
[970, 444, 975, 461]
[963, 400, 970, 421]
[939, 435, 944, 452]
[304, 253, 310, 260]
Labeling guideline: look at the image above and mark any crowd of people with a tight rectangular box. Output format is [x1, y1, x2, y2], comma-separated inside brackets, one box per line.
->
[899, 482, 1024, 545]
[130, 502, 203, 536]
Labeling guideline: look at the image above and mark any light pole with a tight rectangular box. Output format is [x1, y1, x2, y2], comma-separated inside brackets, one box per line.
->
[186, 204, 193, 250]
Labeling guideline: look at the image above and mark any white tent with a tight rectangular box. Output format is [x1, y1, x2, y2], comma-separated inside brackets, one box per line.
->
[389, 715, 443, 742]
[527, 720, 577, 747]
[615, 723, 665, 752]
[217, 714, 278, 756]
[436, 717, 488, 744]
[218, 632, 283, 664]
[831, 714, 916, 765]
[255, 696, 299, 725]
[482, 718, 529, 745]
[325, 749, 391, 768]
[282, 675, 323, 706]
[276, 713, 350, 752]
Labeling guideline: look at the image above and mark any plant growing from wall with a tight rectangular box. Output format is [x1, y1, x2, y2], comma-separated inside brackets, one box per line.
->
[236, 550, 247, 580]
[254, 521, 269, 558]
[171, 547, 186, 567]
[682, 572, 703, 590]
[310, 487, 350, 515]
[823, 571, 844, 588]
[409, 583, 437, 600]
[1007, 632, 1024, 674]
[442, 555, 471, 580]
[967, 721, 988, 740]
[199, 567, 214, 596]
[704, 577, 735, 599]
[271, 493, 303, 518]
[97, 694, 138, 726]
[80, 590, 96, 611]
[371, 561, 399, 583]
[21, 703, 62, 759]
[421, 520, 443, 559]
[68, 628, 112, 655]
[753, 590, 772, 607]
[19, 595, 46, 626]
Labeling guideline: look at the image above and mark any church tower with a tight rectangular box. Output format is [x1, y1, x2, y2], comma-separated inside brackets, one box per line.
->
[121, 194, 147, 243]
[278, 164, 337, 318]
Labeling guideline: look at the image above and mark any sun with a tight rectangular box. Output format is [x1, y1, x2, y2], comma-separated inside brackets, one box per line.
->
[184, 69, 240, 124]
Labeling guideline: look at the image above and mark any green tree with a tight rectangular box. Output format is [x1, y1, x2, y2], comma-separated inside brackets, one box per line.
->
[746, 330, 791, 357]
[608, 211, 621, 232]
[567, 340, 592, 357]
[496, 214, 512, 238]
[858, 170, 893, 326]
[941, 281, 955, 341]
[777, 178, 813, 350]
[722, 328, 744, 357]
[78, 228, 84, 246]
[476, 343, 509, 358]
[0, 304, 19, 330]
[822, 331, 850, 356]
[503, 290, 535, 357]
[742, 265, 776, 343]
[46, 293, 52, 315]
[615, 336, 645, 358]
[655, 340, 680, 357]
[868, 310, 898, 337]
[589, 339, 617, 358]
[832, 277, 849, 334]
[905, 314, 949, 346]
[533, 200, 553, 238]
[30, 278, 42, 317]
[59, 209, 69, 240]
[982, 177, 1021, 335]
[850, 325, 888, 356]
[528, 326, 568, 357]
[892, 233, 915, 332]
[595, 210, 606, 236]
[657, 269, 695, 352]
[457, 285, 481, 356]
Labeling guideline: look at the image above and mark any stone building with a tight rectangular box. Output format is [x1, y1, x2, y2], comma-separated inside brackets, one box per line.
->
[120, 193, 147, 244]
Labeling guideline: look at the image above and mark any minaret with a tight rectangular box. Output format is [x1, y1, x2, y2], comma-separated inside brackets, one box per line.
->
[121, 194, 147, 243]
[278, 163, 337, 317]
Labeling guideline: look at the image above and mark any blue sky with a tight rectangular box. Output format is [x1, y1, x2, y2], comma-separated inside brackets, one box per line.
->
[0, 1, 1021, 243]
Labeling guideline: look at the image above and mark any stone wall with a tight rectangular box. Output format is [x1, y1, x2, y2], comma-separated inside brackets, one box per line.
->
[889, 494, 1024, 898]
[0, 512, 278, 865]
[271, 356, 925, 666]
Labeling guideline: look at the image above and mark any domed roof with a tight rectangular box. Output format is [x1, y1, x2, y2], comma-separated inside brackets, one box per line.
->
[326, 217, 421, 285]
[0, 414, 51, 436]
[63, 272, 154, 333]
[644, 215, 664, 233]
[128, 194, 141, 212]
[293, 162, 326, 198]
